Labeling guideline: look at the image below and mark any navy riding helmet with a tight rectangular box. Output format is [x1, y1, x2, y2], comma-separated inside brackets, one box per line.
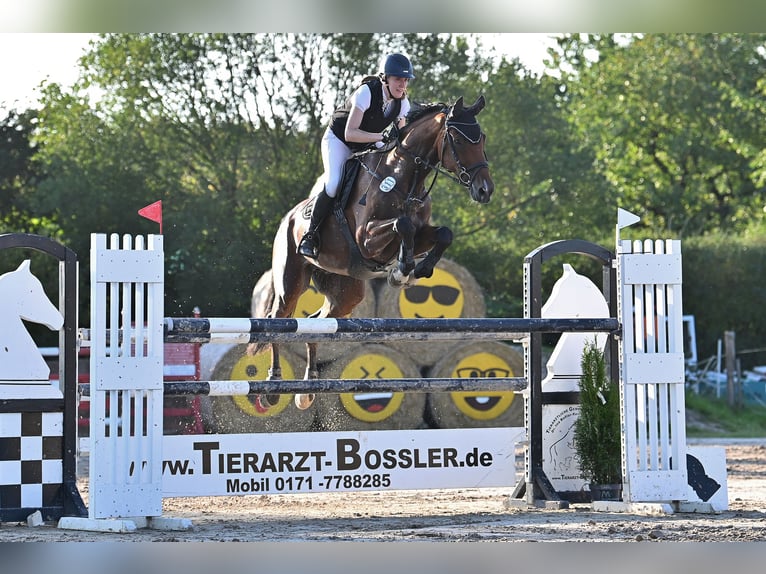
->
[383, 53, 416, 79]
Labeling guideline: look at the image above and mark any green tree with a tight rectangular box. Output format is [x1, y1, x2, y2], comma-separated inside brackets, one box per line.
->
[30, 33, 500, 319]
[435, 55, 614, 317]
[0, 108, 57, 234]
[556, 33, 766, 237]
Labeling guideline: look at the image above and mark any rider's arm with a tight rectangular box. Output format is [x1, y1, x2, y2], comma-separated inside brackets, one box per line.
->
[395, 98, 411, 129]
[344, 86, 385, 145]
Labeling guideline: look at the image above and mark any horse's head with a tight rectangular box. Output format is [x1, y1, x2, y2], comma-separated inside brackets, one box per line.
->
[0, 260, 64, 331]
[442, 95, 494, 204]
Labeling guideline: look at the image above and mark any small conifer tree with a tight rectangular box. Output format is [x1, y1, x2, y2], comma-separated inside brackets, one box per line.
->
[573, 337, 622, 485]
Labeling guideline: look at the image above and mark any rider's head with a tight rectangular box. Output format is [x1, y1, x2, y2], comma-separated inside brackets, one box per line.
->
[381, 53, 415, 100]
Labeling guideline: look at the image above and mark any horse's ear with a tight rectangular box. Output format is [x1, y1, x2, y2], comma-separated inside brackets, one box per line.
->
[467, 95, 486, 115]
[17, 260, 31, 273]
[449, 96, 464, 118]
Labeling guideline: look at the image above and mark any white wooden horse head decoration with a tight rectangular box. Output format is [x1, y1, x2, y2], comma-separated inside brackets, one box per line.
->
[0, 259, 64, 381]
[542, 263, 610, 384]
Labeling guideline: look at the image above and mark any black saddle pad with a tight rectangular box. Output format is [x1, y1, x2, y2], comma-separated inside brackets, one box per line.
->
[338, 158, 362, 210]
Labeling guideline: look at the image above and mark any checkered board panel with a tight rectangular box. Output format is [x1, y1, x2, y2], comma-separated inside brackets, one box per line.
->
[0, 411, 64, 514]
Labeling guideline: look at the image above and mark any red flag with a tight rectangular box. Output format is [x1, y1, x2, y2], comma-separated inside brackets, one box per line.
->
[138, 200, 163, 234]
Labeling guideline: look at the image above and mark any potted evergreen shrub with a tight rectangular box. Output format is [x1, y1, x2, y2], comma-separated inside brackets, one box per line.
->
[573, 337, 623, 501]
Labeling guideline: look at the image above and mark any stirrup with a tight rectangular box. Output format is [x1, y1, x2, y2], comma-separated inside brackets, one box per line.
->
[298, 232, 320, 259]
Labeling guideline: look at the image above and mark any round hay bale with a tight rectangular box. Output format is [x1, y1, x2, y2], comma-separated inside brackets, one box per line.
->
[199, 342, 236, 381]
[250, 269, 376, 363]
[314, 343, 427, 431]
[375, 258, 486, 369]
[250, 268, 274, 318]
[306, 279, 376, 363]
[199, 344, 317, 433]
[425, 340, 525, 429]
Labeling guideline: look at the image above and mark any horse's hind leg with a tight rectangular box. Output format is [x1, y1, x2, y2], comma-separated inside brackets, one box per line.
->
[294, 341, 319, 410]
[261, 239, 313, 407]
[293, 273, 366, 410]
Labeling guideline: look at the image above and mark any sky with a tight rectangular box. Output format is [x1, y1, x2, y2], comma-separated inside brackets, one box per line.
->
[0, 33, 556, 110]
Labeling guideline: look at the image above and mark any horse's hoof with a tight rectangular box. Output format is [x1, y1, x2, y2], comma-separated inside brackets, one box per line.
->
[294, 393, 315, 410]
[413, 265, 434, 279]
[256, 394, 280, 410]
[387, 267, 414, 288]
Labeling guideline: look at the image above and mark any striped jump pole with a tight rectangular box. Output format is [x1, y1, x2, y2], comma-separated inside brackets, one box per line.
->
[78, 375, 527, 398]
[162, 316, 620, 344]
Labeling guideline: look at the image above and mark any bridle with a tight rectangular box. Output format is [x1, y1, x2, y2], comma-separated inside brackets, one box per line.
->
[439, 118, 490, 187]
[354, 103, 489, 206]
[399, 107, 489, 195]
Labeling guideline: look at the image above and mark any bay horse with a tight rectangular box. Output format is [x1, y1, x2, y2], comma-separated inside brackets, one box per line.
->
[251, 95, 494, 409]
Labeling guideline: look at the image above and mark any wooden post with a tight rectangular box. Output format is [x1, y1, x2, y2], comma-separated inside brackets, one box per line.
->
[724, 331, 737, 408]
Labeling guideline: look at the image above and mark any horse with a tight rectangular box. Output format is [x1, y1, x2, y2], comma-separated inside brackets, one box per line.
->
[251, 95, 494, 410]
[0, 259, 64, 381]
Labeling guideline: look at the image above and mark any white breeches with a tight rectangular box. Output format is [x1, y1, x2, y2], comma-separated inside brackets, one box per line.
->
[320, 128, 353, 198]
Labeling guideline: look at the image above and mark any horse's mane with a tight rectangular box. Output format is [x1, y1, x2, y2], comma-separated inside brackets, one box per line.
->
[405, 102, 448, 125]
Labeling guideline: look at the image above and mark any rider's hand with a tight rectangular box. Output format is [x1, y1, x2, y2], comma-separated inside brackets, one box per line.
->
[374, 140, 385, 149]
[381, 124, 399, 144]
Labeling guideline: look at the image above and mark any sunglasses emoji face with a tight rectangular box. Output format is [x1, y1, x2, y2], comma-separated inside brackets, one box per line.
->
[398, 268, 465, 318]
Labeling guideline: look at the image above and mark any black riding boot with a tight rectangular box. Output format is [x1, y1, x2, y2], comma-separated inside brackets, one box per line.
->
[297, 189, 334, 259]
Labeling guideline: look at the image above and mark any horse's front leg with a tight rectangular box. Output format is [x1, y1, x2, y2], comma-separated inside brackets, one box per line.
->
[389, 216, 416, 286]
[413, 225, 453, 279]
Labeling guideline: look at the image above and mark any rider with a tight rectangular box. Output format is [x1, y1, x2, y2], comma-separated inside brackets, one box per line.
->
[297, 53, 415, 259]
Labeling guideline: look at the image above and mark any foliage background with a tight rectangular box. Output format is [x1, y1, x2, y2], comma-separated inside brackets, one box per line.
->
[2, 33, 766, 367]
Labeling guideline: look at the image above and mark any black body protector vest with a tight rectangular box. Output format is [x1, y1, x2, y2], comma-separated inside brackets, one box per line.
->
[330, 75, 402, 152]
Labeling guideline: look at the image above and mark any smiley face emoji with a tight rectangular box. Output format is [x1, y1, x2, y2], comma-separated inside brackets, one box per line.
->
[338, 353, 405, 422]
[398, 267, 464, 318]
[449, 351, 516, 420]
[229, 350, 296, 416]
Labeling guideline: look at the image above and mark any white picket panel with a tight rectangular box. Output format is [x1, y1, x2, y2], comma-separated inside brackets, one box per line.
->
[88, 233, 165, 519]
[617, 238, 687, 502]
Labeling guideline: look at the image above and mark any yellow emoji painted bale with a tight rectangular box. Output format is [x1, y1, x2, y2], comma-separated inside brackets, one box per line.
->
[200, 344, 317, 433]
[375, 258, 487, 369]
[426, 341, 525, 428]
[314, 344, 426, 431]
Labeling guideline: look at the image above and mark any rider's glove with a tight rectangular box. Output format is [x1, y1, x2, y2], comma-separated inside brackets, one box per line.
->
[381, 124, 399, 144]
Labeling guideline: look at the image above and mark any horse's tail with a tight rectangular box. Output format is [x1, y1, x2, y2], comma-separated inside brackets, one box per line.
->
[246, 269, 275, 356]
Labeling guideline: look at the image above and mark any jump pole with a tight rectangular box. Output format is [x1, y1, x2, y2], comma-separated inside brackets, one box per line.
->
[60, 209, 694, 531]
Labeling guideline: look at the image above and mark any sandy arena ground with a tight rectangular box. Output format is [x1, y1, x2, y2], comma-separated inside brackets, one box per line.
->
[1, 439, 765, 542]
